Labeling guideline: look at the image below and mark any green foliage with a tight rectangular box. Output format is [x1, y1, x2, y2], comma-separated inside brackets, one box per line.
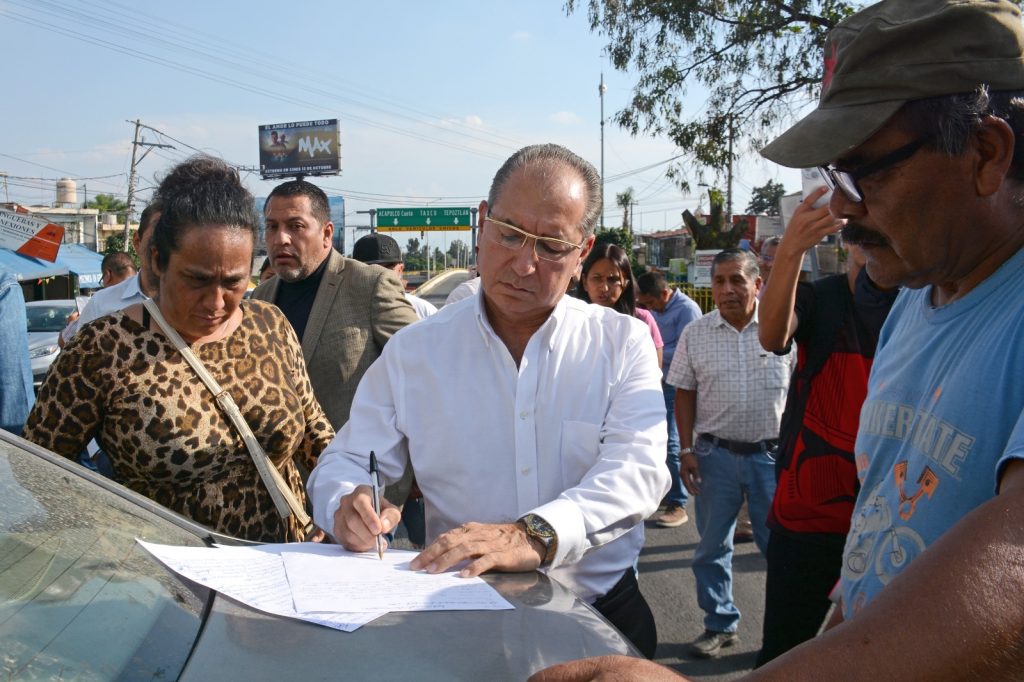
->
[87, 193, 127, 214]
[566, 0, 859, 182]
[615, 186, 636, 230]
[102, 232, 140, 269]
[404, 237, 426, 271]
[447, 239, 470, 267]
[683, 188, 748, 249]
[745, 180, 787, 215]
[594, 226, 643, 276]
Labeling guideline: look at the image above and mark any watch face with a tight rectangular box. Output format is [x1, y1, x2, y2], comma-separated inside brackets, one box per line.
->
[524, 514, 555, 539]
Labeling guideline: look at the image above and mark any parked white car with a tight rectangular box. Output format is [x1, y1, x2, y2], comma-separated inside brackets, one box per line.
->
[25, 299, 77, 389]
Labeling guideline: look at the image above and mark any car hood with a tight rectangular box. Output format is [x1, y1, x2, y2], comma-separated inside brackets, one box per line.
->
[28, 331, 59, 351]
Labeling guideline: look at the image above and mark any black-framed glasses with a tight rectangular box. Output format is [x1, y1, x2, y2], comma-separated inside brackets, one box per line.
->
[483, 215, 585, 263]
[818, 135, 933, 203]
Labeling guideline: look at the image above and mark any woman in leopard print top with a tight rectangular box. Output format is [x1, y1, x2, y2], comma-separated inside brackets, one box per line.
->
[24, 156, 333, 542]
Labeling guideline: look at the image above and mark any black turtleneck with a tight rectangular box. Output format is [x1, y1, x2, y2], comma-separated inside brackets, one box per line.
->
[275, 254, 331, 341]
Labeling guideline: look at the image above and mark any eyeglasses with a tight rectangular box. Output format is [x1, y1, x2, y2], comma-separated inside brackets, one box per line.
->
[818, 135, 933, 203]
[484, 215, 585, 263]
[586, 273, 624, 289]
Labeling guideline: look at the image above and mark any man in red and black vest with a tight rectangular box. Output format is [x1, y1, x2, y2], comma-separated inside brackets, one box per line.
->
[756, 190, 897, 665]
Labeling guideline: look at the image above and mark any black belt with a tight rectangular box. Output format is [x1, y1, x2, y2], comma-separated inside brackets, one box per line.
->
[699, 433, 778, 455]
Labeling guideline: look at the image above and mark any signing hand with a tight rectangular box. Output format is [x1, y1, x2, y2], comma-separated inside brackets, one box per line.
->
[333, 484, 402, 553]
[409, 522, 543, 578]
[681, 452, 701, 496]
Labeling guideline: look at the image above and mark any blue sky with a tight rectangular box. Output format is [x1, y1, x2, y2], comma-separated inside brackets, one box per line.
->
[1, 0, 802, 253]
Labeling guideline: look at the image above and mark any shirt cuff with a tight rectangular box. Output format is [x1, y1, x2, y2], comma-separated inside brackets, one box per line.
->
[527, 497, 586, 569]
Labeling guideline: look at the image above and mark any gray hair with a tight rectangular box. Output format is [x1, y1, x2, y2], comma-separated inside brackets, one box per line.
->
[898, 87, 1024, 179]
[487, 144, 603, 237]
[711, 248, 760, 280]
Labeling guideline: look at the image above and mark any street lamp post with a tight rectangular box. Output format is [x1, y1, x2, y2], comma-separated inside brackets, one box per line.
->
[356, 209, 377, 233]
[599, 73, 607, 230]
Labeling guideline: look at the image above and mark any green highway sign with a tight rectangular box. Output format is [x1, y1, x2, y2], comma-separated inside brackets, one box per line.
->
[376, 207, 472, 231]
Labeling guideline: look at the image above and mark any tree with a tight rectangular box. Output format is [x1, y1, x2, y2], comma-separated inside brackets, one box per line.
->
[616, 186, 636, 231]
[404, 237, 426, 271]
[447, 239, 469, 267]
[102, 231, 139, 268]
[594, 226, 644, 276]
[745, 180, 787, 216]
[566, 1, 858, 184]
[683, 188, 748, 249]
[87, 193, 128, 215]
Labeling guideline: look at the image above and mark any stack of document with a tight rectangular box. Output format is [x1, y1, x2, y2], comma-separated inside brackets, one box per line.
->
[138, 540, 513, 632]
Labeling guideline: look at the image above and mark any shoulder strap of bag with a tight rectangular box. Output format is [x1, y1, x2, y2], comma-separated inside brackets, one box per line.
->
[142, 298, 312, 532]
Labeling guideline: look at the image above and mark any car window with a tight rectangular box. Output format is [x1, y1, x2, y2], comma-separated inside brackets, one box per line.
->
[26, 304, 76, 333]
[0, 441, 211, 680]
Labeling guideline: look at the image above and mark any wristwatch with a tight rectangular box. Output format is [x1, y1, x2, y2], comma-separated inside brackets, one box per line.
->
[680, 447, 694, 455]
[519, 513, 558, 566]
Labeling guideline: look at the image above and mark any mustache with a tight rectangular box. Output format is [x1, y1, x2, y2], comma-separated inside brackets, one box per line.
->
[841, 223, 889, 247]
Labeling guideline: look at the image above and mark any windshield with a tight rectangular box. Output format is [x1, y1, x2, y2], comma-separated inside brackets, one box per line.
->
[26, 303, 76, 333]
[0, 439, 211, 680]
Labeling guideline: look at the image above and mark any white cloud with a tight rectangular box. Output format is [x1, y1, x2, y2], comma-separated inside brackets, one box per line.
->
[511, 31, 531, 42]
[549, 111, 582, 125]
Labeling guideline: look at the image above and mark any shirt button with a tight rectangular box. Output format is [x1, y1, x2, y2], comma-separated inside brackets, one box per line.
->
[519, 411, 528, 419]
[521, 467, 531, 475]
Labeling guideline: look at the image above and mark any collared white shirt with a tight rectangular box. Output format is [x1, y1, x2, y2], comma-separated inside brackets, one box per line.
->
[666, 306, 794, 443]
[309, 294, 669, 602]
[443, 276, 481, 306]
[62, 274, 147, 343]
[404, 292, 437, 319]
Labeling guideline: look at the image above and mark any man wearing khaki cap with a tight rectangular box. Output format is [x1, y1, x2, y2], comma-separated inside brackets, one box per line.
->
[531, 1, 1024, 679]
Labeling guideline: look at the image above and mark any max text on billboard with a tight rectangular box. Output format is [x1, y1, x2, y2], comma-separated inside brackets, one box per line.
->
[258, 119, 342, 180]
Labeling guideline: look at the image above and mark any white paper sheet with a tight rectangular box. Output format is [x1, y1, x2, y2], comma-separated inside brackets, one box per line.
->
[281, 550, 514, 614]
[136, 540, 382, 632]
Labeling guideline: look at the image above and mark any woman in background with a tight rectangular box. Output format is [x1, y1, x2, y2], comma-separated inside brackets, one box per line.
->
[577, 243, 663, 369]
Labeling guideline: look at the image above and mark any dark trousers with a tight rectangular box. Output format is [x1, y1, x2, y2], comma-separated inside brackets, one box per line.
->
[592, 568, 658, 659]
[756, 530, 844, 667]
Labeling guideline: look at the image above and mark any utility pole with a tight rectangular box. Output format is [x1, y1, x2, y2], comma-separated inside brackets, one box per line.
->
[356, 209, 377, 233]
[599, 73, 607, 230]
[726, 115, 734, 220]
[470, 206, 478, 265]
[123, 119, 173, 245]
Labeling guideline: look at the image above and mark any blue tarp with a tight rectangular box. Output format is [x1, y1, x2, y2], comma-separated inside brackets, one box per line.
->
[55, 243, 104, 289]
[0, 244, 105, 288]
[0, 248, 69, 282]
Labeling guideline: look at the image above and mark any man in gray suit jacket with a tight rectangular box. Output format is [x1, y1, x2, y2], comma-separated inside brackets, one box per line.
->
[252, 180, 417, 431]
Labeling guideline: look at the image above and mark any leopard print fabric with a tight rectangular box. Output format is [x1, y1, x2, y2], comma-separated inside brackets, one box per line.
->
[24, 299, 334, 542]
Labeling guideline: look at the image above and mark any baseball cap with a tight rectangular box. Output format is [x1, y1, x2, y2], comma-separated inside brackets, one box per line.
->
[352, 233, 402, 265]
[761, 0, 1024, 168]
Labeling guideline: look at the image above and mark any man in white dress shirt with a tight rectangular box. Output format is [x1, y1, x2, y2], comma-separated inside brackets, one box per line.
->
[309, 143, 669, 657]
[63, 202, 161, 342]
[351, 232, 437, 319]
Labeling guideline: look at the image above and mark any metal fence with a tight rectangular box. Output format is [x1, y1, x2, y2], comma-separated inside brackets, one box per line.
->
[675, 283, 716, 314]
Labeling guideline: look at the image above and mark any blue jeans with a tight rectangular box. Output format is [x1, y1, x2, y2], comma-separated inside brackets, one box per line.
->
[663, 382, 689, 509]
[692, 437, 776, 633]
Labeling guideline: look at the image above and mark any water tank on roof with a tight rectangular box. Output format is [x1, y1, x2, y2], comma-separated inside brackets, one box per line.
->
[56, 177, 77, 206]
[102, 213, 117, 226]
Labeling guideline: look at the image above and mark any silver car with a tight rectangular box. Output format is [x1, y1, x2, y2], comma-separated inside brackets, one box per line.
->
[25, 299, 77, 389]
[0, 430, 638, 680]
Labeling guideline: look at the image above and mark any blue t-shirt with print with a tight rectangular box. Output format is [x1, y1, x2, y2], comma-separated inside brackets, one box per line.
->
[840, 246, 1024, 616]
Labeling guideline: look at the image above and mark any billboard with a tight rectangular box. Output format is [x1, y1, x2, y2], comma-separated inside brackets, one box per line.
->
[259, 119, 342, 180]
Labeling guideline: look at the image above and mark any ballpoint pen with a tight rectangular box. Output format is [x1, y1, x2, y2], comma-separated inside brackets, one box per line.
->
[369, 451, 384, 560]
